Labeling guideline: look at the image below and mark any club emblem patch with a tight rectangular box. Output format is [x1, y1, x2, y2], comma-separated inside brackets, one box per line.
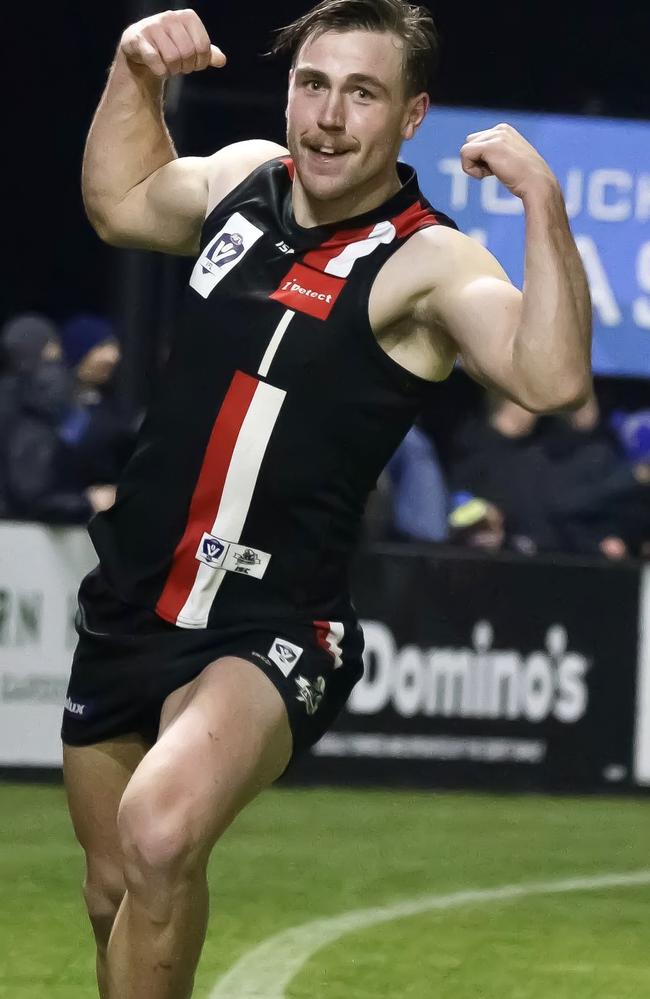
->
[190, 212, 264, 299]
[295, 675, 326, 715]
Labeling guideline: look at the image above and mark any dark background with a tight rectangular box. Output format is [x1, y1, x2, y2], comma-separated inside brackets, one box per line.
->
[5, 1, 649, 327]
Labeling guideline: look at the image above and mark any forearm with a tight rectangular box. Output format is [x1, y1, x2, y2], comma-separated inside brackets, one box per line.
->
[82, 49, 175, 233]
[513, 182, 592, 411]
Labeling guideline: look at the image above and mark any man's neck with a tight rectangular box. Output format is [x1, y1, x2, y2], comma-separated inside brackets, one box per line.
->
[291, 168, 403, 228]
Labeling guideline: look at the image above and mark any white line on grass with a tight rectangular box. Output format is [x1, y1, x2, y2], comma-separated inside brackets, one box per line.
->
[209, 870, 650, 999]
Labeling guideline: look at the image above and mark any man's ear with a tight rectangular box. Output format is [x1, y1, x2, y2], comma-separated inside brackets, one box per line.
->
[403, 92, 430, 140]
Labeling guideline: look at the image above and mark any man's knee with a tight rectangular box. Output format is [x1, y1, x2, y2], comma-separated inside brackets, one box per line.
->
[117, 789, 207, 894]
[83, 862, 125, 950]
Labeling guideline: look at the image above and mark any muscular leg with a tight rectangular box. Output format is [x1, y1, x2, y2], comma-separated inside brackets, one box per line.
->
[105, 656, 292, 999]
[63, 734, 150, 998]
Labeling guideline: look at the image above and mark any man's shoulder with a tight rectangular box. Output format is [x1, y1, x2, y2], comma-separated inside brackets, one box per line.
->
[370, 222, 509, 347]
[205, 140, 290, 217]
[378, 224, 480, 301]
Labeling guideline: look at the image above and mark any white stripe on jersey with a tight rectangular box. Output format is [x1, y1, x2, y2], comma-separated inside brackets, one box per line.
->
[175, 380, 286, 628]
[258, 310, 295, 378]
[323, 221, 396, 278]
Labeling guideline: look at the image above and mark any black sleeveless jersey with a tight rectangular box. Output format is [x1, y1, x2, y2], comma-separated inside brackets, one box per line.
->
[89, 157, 457, 630]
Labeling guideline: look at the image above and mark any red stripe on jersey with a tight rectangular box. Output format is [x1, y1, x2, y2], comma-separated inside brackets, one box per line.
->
[155, 370, 259, 622]
[392, 200, 439, 238]
[303, 222, 378, 272]
[281, 157, 295, 181]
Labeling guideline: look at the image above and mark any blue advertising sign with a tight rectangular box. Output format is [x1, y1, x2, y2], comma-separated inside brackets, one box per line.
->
[405, 108, 650, 377]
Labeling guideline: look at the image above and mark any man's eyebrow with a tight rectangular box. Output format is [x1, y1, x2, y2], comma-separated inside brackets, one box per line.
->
[347, 73, 390, 96]
[294, 66, 390, 96]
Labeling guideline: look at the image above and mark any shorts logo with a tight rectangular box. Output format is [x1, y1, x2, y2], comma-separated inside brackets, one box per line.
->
[269, 637, 303, 677]
[270, 262, 345, 320]
[251, 650, 273, 667]
[195, 533, 271, 579]
[295, 675, 326, 715]
[64, 696, 86, 716]
[190, 212, 264, 299]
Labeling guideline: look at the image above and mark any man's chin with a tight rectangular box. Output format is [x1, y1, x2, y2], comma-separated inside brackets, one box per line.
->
[296, 165, 354, 203]
[302, 180, 350, 203]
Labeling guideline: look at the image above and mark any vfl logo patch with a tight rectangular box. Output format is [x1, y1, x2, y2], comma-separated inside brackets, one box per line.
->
[269, 637, 304, 677]
[195, 533, 271, 578]
[270, 262, 345, 320]
[202, 232, 244, 272]
[295, 675, 326, 715]
[200, 536, 226, 565]
[190, 212, 264, 299]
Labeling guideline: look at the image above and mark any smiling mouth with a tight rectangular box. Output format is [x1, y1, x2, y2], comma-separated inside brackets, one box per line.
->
[305, 145, 351, 164]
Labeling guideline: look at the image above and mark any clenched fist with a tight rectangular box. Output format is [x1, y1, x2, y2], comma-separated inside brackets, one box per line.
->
[120, 9, 226, 78]
[460, 123, 558, 201]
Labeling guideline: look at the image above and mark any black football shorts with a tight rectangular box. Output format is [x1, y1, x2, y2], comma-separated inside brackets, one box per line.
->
[61, 565, 365, 758]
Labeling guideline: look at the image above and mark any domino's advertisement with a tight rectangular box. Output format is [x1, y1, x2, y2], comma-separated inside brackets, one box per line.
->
[404, 108, 650, 378]
[288, 548, 650, 794]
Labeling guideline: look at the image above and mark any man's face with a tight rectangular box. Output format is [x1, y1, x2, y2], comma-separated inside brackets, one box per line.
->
[286, 29, 426, 204]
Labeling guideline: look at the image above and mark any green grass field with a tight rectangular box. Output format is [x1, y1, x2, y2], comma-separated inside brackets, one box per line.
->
[1, 782, 649, 998]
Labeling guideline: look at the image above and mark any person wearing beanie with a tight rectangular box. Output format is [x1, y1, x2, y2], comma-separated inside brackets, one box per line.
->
[1, 312, 60, 372]
[59, 313, 120, 389]
[0, 311, 62, 432]
[0, 313, 63, 515]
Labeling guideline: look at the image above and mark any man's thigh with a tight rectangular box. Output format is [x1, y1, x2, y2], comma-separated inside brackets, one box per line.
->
[118, 656, 293, 860]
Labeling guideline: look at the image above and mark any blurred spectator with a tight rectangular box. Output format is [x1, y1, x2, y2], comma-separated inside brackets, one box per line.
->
[611, 408, 650, 466]
[58, 314, 136, 489]
[4, 358, 99, 523]
[608, 408, 650, 557]
[448, 493, 506, 552]
[450, 394, 649, 559]
[385, 426, 449, 542]
[450, 397, 557, 554]
[539, 395, 648, 557]
[2, 312, 136, 524]
[363, 426, 449, 543]
[0, 313, 62, 516]
[0, 312, 60, 425]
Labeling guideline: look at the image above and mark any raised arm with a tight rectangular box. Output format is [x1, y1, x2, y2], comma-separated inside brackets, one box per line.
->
[83, 10, 286, 255]
[422, 124, 592, 412]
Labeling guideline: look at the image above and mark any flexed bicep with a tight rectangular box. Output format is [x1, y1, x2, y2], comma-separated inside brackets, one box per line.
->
[425, 233, 525, 402]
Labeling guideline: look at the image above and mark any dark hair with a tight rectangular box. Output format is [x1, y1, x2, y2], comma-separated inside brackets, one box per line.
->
[270, 0, 440, 98]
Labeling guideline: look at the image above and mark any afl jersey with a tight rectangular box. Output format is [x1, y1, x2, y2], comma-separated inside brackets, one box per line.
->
[89, 157, 457, 629]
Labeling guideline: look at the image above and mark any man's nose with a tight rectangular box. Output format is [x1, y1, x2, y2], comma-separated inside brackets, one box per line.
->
[317, 91, 345, 131]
